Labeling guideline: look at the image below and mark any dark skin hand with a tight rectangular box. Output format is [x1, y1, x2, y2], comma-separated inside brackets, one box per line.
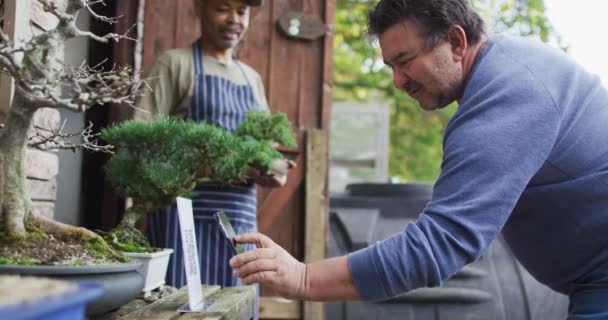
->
[249, 159, 296, 188]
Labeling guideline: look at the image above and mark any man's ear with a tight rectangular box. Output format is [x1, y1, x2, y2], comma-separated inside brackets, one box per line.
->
[448, 25, 468, 61]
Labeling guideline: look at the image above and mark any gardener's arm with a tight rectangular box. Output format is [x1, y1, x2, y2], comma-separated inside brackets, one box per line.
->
[133, 54, 179, 121]
[230, 233, 360, 301]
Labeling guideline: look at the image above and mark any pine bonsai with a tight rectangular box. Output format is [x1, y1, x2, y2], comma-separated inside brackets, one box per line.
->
[0, 0, 144, 264]
[101, 110, 296, 253]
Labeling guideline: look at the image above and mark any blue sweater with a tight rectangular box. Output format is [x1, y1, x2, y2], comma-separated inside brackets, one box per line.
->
[348, 34, 608, 299]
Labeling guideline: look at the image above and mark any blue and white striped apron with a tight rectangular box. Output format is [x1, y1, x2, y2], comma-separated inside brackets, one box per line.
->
[147, 43, 260, 294]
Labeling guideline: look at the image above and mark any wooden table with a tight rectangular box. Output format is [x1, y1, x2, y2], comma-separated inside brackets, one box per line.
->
[117, 285, 255, 320]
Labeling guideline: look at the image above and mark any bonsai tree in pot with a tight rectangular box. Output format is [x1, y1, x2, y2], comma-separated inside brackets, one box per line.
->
[99, 111, 296, 292]
[101, 110, 297, 254]
[0, 0, 144, 265]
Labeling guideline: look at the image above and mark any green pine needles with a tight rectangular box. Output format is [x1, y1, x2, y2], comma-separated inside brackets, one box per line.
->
[100, 111, 296, 252]
[237, 110, 297, 148]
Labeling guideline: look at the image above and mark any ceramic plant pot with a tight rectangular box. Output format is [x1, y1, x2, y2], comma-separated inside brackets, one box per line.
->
[123, 248, 174, 293]
[0, 261, 144, 316]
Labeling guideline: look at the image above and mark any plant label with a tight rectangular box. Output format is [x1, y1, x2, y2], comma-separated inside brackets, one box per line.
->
[176, 197, 207, 312]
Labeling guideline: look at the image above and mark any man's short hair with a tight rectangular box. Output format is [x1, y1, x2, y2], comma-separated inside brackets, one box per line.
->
[246, 0, 263, 6]
[367, 0, 485, 48]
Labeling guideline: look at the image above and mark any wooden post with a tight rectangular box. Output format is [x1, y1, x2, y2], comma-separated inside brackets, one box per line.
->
[258, 129, 329, 320]
[304, 129, 329, 320]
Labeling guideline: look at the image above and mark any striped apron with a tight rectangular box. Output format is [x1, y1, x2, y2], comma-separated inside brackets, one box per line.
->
[147, 43, 260, 299]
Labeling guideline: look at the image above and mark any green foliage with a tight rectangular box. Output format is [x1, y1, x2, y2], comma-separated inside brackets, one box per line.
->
[84, 237, 129, 262]
[102, 115, 287, 211]
[237, 110, 297, 148]
[101, 111, 296, 251]
[333, 0, 563, 182]
[103, 226, 156, 254]
[0, 257, 35, 265]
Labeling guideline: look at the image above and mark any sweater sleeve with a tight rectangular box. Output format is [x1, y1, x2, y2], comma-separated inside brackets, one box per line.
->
[348, 66, 561, 300]
[133, 55, 178, 121]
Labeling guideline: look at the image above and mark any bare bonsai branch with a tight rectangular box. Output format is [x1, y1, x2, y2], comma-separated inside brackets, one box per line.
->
[10, 60, 146, 112]
[28, 121, 114, 153]
[61, 62, 146, 109]
[38, 0, 133, 43]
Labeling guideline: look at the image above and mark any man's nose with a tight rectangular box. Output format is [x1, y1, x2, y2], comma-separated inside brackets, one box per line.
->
[393, 70, 410, 92]
[226, 10, 241, 24]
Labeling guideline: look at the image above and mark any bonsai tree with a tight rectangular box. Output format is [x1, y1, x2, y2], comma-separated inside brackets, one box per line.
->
[101, 110, 296, 252]
[0, 0, 144, 264]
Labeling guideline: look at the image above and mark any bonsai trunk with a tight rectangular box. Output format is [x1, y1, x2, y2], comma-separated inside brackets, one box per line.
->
[105, 202, 155, 252]
[0, 91, 113, 245]
[0, 92, 36, 236]
[118, 205, 146, 231]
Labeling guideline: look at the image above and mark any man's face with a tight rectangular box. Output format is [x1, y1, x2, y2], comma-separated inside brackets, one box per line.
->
[380, 20, 463, 111]
[199, 0, 251, 51]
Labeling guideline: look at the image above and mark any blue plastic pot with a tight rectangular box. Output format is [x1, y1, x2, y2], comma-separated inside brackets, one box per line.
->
[0, 281, 104, 320]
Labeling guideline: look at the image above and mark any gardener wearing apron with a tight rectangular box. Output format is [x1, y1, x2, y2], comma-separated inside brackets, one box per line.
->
[133, 0, 274, 318]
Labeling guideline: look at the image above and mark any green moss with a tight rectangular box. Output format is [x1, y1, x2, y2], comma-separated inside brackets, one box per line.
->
[25, 229, 45, 241]
[112, 241, 155, 254]
[0, 257, 35, 265]
[102, 228, 156, 254]
[82, 237, 128, 263]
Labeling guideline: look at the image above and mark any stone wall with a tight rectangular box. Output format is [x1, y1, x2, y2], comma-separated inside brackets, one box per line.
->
[1, 0, 65, 218]
[29, 0, 65, 218]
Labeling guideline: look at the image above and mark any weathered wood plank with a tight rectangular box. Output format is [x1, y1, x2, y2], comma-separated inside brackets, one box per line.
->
[25, 148, 59, 180]
[174, 0, 199, 50]
[303, 129, 328, 320]
[259, 297, 301, 319]
[121, 286, 254, 320]
[180, 286, 255, 320]
[121, 285, 221, 320]
[27, 179, 57, 201]
[321, 0, 336, 130]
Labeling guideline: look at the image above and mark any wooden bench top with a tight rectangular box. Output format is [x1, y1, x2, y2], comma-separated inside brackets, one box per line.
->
[120, 285, 255, 320]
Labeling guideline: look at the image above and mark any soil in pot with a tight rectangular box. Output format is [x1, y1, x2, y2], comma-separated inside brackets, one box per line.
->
[0, 232, 124, 266]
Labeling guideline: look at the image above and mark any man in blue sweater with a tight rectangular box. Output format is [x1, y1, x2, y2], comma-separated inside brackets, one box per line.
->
[229, 0, 608, 318]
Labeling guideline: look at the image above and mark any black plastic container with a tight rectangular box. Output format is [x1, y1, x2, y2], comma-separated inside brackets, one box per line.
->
[327, 183, 568, 320]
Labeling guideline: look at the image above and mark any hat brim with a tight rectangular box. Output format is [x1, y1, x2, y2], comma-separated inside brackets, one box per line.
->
[246, 0, 263, 6]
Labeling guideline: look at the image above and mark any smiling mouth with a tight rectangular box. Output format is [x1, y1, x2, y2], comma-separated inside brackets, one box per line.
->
[220, 28, 241, 41]
[405, 82, 423, 97]
[221, 32, 239, 40]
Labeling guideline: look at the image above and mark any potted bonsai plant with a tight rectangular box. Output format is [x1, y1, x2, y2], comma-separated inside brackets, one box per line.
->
[100, 110, 296, 293]
[0, 0, 149, 315]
